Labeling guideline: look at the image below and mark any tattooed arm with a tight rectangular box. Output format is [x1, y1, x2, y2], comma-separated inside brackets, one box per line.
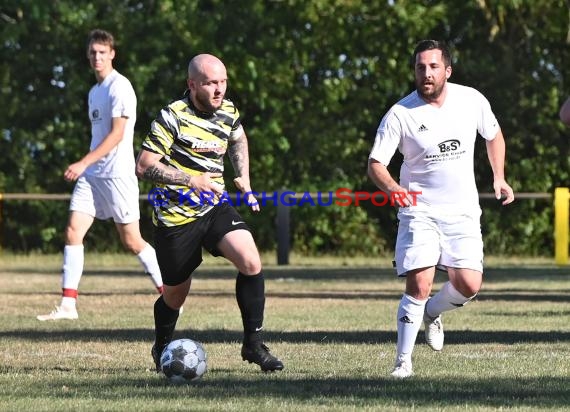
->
[228, 132, 250, 179]
[228, 132, 260, 212]
[136, 149, 222, 195]
[136, 150, 192, 186]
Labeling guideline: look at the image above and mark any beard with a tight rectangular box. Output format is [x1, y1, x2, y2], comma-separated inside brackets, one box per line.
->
[194, 92, 222, 113]
[416, 79, 445, 102]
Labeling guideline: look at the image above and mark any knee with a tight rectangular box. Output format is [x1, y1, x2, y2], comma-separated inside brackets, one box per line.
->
[237, 255, 262, 276]
[64, 225, 83, 244]
[406, 286, 432, 300]
[122, 241, 139, 254]
[453, 278, 482, 298]
[121, 235, 144, 254]
[405, 278, 433, 300]
[162, 281, 191, 309]
[458, 284, 480, 298]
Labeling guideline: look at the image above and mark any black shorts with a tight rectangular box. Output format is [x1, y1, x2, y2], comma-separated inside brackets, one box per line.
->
[153, 203, 251, 286]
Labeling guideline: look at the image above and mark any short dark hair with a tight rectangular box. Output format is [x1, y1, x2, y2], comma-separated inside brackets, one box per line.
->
[87, 29, 115, 50]
[411, 40, 452, 67]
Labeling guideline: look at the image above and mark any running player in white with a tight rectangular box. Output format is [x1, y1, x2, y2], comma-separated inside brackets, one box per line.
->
[37, 29, 163, 321]
[368, 40, 515, 378]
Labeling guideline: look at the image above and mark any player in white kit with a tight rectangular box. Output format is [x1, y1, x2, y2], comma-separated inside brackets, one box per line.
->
[37, 29, 163, 321]
[368, 40, 515, 378]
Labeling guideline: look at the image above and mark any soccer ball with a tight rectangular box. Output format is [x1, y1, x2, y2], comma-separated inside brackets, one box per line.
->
[160, 338, 208, 383]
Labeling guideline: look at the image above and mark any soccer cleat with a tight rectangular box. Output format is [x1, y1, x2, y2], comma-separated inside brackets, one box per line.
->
[36, 306, 78, 321]
[241, 342, 284, 372]
[151, 343, 166, 373]
[424, 313, 444, 351]
[391, 359, 413, 378]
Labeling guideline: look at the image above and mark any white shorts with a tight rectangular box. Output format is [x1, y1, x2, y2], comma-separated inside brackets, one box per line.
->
[394, 208, 483, 276]
[69, 174, 140, 224]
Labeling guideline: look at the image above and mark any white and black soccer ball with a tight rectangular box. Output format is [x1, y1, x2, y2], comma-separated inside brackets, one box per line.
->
[160, 338, 207, 383]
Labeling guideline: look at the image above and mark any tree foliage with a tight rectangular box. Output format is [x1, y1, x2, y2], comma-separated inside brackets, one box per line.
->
[0, 0, 568, 255]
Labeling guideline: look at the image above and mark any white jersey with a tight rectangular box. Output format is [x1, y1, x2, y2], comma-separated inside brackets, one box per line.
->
[86, 70, 137, 177]
[369, 82, 500, 213]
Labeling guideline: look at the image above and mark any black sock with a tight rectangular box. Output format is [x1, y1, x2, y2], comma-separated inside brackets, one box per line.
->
[154, 295, 180, 349]
[235, 272, 265, 345]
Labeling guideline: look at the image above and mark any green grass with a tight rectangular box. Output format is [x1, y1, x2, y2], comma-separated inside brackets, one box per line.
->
[0, 254, 568, 411]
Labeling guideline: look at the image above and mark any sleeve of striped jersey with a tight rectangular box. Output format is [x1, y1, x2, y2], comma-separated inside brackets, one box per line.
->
[142, 107, 178, 156]
[228, 107, 244, 142]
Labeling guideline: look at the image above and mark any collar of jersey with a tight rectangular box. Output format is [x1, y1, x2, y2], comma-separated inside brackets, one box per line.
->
[186, 95, 217, 120]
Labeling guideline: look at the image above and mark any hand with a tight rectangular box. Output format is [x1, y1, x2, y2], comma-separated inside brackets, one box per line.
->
[190, 172, 224, 198]
[234, 177, 260, 212]
[493, 179, 515, 205]
[64, 160, 88, 182]
[388, 186, 419, 208]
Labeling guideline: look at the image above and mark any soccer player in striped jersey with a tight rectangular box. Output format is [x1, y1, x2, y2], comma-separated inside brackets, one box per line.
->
[136, 54, 283, 372]
[368, 40, 515, 378]
[37, 29, 163, 321]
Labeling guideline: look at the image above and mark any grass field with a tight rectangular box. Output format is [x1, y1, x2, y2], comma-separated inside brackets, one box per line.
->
[0, 253, 568, 411]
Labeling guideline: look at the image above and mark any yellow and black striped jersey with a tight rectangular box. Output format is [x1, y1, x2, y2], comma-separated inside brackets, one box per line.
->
[142, 96, 244, 227]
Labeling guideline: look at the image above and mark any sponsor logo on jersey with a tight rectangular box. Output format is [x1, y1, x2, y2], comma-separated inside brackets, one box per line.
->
[187, 138, 226, 154]
[424, 139, 465, 162]
[437, 139, 460, 153]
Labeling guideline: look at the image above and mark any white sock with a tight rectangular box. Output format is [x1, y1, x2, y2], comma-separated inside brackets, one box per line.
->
[395, 294, 427, 363]
[60, 244, 84, 308]
[61, 296, 77, 309]
[137, 243, 163, 290]
[425, 281, 475, 318]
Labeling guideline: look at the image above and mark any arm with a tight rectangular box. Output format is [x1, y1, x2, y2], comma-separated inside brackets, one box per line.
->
[559, 97, 570, 125]
[228, 131, 260, 212]
[367, 159, 414, 207]
[64, 116, 127, 182]
[485, 129, 515, 205]
[135, 149, 222, 194]
[367, 159, 403, 193]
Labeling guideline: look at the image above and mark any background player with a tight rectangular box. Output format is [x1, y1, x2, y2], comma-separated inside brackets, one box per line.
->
[37, 29, 163, 321]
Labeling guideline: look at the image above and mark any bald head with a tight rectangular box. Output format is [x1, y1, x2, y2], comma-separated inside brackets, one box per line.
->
[186, 54, 228, 113]
[188, 54, 226, 80]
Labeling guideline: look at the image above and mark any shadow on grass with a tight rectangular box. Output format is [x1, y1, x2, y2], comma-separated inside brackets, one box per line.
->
[22, 288, 570, 302]
[4, 266, 569, 282]
[3, 328, 569, 345]
[4, 372, 569, 409]
[139, 375, 570, 409]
